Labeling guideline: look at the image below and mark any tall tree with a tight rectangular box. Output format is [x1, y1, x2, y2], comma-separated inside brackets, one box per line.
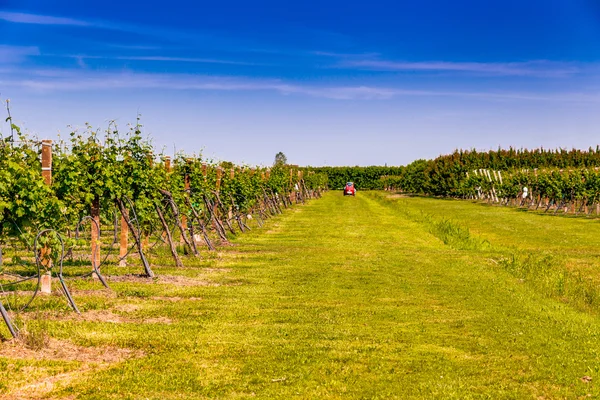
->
[274, 152, 287, 166]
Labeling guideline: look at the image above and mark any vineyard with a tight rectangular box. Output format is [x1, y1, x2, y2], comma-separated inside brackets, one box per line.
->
[460, 167, 600, 213]
[0, 117, 328, 340]
[4, 125, 600, 339]
[4, 125, 600, 340]
[4, 109, 600, 397]
[4, 0, 599, 395]
[305, 150, 600, 219]
[372, 148, 600, 216]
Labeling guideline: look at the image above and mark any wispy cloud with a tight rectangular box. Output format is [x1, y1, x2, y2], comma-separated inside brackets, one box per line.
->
[0, 11, 90, 26]
[0, 11, 334, 60]
[102, 43, 162, 51]
[55, 54, 264, 66]
[124, 56, 256, 65]
[1, 68, 598, 102]
[75, 56, 87, 69]
[340, 59, 582, 77]
[313, 51, 381, 59]
[0, 69, 397, 99]
[0, 45, 40, 63]
[0, 10, 173, 39]
[0, 11, 321, 58]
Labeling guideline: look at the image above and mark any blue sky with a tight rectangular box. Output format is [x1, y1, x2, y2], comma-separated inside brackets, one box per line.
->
[1, 0, 600, 166]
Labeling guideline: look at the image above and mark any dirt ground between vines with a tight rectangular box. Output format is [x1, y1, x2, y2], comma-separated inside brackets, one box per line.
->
[0, 338, 143, 400]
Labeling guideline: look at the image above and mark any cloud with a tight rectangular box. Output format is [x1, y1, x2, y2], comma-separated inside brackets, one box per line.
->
[340, 59, 581, 77]
[0, 10, 172, 39]
[75, 56, 87, 69]
[103, 44, 162, 51]
[0, 11, 90, 26]
[0, 69, 396, 99]
[59, 54, 264, 66]
[0, 45, 40, 63]
[1, 68, 598, 102]
[313, 51, 381, 59]
[0, 10, 262, 54]
[0, 11, 351, 59]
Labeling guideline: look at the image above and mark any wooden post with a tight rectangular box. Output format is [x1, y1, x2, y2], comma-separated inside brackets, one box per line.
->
[184, 159, 190, 187]
[160, 157, 173, 245]
[41, 140, 52, 293]
[181, 160, 191, 246]
[145, 152, 155, 251]
[202, 163, 209, 226]
[183, 160, 190, 191]
[91, 196, 100, 278]
[228, 168, 234, 220]
[290, 168, 295, 203]
[41, 140, 52, 185]
[119, 210, 128, 266]
[144, 154, 154, 247]
[216, 167, 222, 192]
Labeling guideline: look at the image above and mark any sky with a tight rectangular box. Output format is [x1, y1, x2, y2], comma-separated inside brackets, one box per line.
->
[1, 0, 600, 166]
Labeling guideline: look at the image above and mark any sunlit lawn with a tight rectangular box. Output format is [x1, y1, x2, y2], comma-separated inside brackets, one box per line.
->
[2, 191, 600, 399]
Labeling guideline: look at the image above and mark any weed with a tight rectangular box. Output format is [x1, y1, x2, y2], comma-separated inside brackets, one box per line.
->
[20, 312, 49, 350]
[427, 216, 491, 250]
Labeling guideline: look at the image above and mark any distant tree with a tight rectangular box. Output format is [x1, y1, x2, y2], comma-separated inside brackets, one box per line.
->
[274, 152, 288, 166]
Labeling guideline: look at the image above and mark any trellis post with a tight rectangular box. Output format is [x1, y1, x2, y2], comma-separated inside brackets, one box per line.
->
[41, 140, 52, 293]
[91, 196, 101, 278]
[216, 167, 222, 192]
[228, 168, 235, 220]
[119, 208, 128, 266]
[182, 159, 190, 220]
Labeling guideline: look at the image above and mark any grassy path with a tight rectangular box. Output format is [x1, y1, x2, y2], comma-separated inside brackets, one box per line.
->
[378, 194, 600, 271]
[3, 192, 600, 398]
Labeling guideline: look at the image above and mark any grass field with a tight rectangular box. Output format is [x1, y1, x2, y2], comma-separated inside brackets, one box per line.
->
[2, 191, 600, 399]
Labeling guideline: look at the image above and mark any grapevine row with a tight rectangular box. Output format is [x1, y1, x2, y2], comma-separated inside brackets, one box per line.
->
[0, 118, 327, 337]
[1, 122, 328, 271]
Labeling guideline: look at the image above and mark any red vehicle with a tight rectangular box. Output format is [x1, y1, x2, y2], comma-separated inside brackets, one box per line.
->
[343, 182, 356, 196]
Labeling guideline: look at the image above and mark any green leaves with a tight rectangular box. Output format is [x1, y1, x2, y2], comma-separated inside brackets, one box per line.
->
[1, 116, 326, 246]
[0, 138, 62, 235]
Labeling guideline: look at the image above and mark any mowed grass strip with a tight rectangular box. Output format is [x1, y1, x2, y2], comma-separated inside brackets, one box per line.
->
[374, 192, 600, 313]
[3, 191, 600, 399]
[376, 193, 600, 256]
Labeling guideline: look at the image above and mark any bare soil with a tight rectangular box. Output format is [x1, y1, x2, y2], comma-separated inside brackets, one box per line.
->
[0, 338, 144, 400]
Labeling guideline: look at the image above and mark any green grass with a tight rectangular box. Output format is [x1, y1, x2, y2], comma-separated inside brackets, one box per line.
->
[2, 192, 600, 398]
[372, 193, 600, 312]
